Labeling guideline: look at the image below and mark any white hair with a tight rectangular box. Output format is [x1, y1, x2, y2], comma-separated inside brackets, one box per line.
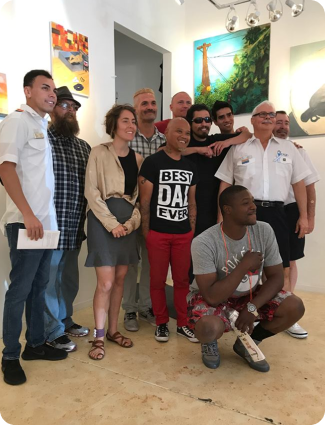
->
[252, 101, 275, 116]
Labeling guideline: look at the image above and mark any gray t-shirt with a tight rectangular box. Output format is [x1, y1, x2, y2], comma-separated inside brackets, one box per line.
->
[190, 221, 282, 299]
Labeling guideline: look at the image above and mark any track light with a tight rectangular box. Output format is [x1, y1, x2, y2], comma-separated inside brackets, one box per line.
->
[246, 0, 260, 27]
[267, 0, 283, 22]
[285, 0, 304, 16]
[225, 5, 239, 32]
[175, 0, 185, 5]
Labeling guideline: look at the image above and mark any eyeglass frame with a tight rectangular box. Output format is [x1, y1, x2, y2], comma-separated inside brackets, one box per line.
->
[192, 117, 212, 124]
[56, 101, 80, 111]
[252, 111, 276, 118]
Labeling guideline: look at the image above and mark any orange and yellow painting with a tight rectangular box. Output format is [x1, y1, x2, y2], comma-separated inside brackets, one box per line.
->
[0, 73, 8, 116]
[51, 22, 89, 97]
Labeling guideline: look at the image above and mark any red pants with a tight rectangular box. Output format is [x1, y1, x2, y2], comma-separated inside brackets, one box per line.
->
[146, 230, 193, 327]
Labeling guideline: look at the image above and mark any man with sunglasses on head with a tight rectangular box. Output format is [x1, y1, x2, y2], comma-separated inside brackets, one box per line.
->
[216, 101, 311, 291]
[44, 86, 91, 352]
[182, 104, 251, 236]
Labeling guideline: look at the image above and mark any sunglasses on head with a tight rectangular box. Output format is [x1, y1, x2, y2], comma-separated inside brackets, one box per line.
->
[57, 101, 79, 111]
[192, 117, 212, 124]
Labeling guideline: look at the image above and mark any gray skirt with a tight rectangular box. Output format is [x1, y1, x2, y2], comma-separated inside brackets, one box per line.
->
[85, 198, 139, 267]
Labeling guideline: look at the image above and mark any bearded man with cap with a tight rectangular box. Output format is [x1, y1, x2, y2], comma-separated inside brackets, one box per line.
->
[44, 86, 91, 352]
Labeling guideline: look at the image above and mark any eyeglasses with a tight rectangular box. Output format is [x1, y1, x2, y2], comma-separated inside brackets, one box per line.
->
[252, 111, 276, 118]
[192, 117, 212, 124]
[57, 101, 79, 111]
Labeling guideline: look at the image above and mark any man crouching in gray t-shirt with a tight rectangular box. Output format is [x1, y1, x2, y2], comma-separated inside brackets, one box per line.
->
[188, 185, 305, 372]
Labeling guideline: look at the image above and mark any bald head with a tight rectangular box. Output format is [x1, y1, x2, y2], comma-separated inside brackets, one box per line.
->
[165, 117, 190, 153]
[170, 92, 192, 118]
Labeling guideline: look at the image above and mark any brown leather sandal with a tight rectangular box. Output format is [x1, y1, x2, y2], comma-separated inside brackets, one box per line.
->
[88, 339, 105, 360]
[106, 331, 133, 348]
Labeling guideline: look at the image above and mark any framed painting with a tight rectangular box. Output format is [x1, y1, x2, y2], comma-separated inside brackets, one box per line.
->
[50, 22, 89, 97]
[194, 24, 270, 114]
[0, 73, 8, 117]
[289, 40, 325, 137]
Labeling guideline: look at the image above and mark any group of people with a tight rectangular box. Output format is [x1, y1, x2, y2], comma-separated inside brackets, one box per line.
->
[0, 69, 318, 386]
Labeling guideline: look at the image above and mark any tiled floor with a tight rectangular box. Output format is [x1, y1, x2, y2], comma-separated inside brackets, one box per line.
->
[0, 291, 324, 425]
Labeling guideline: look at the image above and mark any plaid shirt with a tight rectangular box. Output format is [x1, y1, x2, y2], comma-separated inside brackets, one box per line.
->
[129, 127, 166, 158]
[48, 126, 91, 250]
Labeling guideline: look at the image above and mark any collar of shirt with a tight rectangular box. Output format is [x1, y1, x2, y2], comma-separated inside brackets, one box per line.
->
[20, 104, 49, 127]
[136, 126, 162, 141]
[246, 134, 281, 146]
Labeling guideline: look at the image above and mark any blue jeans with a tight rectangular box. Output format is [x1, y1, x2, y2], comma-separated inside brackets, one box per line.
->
[44, 249, 80, 342]
[2, 223, 53, 360]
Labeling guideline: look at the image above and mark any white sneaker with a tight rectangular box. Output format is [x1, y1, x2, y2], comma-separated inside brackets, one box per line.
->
[285, 322, 308, 339]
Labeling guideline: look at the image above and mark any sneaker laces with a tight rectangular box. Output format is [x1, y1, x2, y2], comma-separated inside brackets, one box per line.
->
[181, 326, 195, 337]
[125, 312, 137, 321]
[69, 323, 82, 330]
[55, 335, 71, 344]
[158, 323, 168, 333]
[202, 341, 218, 356]
[147, 308, 154, 318]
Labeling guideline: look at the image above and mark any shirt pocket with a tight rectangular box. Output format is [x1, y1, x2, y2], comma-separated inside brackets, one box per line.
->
[27, 137, 48, 165]
[275, 157, 292, 177]
[236, 157, 256, 179]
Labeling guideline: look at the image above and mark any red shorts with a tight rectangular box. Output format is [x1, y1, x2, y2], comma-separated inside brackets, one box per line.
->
[187, 286, 291, 332]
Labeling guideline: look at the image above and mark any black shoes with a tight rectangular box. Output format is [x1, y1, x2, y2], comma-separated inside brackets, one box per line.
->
[2, 359, 27, 386]
[21, 343, 68, 361]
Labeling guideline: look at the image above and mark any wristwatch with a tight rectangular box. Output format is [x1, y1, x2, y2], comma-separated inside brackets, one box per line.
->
[247, 302, 259, 317]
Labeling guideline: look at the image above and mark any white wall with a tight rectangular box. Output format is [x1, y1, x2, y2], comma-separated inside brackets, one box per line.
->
[115, 30, 163, 119]
[180, 0, 325, 293]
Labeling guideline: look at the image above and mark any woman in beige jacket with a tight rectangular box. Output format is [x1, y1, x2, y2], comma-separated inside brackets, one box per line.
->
[85, 104, 143, 360]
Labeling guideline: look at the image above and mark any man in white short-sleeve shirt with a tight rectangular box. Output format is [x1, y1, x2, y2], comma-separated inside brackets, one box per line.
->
[0, 70, 67, 387]
[274, 110, 320, 339]
[216, 101, 311, 290]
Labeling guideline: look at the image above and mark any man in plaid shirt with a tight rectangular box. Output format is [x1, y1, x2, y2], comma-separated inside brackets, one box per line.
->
[45, 86, 91, 352]
[123, 88, 165, 332]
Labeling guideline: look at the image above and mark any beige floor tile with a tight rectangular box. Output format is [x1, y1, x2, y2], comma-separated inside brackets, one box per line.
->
[0, 291, 324, 425]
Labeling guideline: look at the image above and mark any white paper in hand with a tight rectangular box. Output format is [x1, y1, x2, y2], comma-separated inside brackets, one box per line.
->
[17, 229, 60, 249]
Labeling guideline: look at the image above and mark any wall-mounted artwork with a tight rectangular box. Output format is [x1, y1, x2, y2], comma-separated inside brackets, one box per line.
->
[194, 25, 270, 115]
[51, 22, 89, 97]
[289, 40, 325, 137]
[0, 73, 8, 117]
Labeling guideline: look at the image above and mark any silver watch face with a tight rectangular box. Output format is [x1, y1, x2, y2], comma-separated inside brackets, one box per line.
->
[247, 303, 256, 312]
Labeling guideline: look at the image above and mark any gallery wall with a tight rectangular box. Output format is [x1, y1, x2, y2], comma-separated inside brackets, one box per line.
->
[0, 0, 324, 336]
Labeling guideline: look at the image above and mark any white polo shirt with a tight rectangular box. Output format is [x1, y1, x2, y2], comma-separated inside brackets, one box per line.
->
[215, 135, 311, 202]
[0, 104, 57, 234]
[285, 143, 320, 205]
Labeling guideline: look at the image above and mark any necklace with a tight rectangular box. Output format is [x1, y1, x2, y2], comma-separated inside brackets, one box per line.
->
[220, 223, 253, 301]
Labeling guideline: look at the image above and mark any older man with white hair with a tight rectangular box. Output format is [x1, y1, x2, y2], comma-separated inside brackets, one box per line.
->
[216, 101, 311, 291]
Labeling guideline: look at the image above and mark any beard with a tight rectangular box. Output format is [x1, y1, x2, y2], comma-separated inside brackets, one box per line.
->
[52, 112, 80, 138]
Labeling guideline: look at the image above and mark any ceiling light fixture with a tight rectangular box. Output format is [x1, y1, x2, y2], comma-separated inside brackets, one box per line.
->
[267, 0, 283, 21]
[246, 0, 260, 27]
[225, 5, 239, 32]
[285, 0, 304, 16]
[175, 0, 185, 5]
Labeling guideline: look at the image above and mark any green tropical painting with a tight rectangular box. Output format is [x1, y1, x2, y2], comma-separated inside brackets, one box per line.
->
[194, 24, 270, 114]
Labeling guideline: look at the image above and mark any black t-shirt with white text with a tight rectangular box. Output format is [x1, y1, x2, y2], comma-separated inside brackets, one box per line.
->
[140, 150, 198, 234]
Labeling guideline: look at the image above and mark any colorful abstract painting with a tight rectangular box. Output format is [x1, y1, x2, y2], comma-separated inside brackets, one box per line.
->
[51, 22, 89, 97]
[0, 73, 8, 117]
[194, 25, 270, 115]
[289, 40, 325, 137]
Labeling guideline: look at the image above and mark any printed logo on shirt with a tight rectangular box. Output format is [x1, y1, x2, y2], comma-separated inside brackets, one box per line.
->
[157, 169, 193, 221]
[221, 246, 262, 295]
[273, 150, 289, 163]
